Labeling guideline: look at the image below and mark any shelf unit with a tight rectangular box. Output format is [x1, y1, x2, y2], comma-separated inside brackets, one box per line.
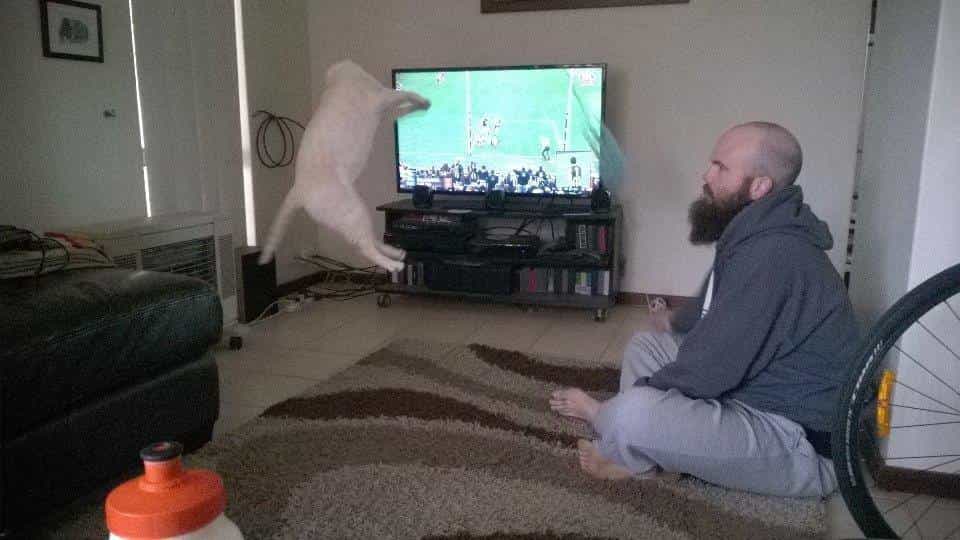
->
[375, 198, 622, 321]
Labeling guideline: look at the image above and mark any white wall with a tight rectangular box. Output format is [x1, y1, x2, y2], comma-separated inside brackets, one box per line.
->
[241, 0, 317, 284]
[0, 0, 145, 231]
[848, 0, 942, 327]
[883, 0, 960, 470]
[304, 0, 869, 296]
[907, 0, 960, 288]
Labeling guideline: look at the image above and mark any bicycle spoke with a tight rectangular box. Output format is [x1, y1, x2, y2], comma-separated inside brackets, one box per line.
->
[892, 420, 960, 428]
[908, 455, 960, 473]
[945, 299, 959, 324]
[917, 320, 960, 365]
[881, 497, 914, 521]
[883, 467, 960, 539]
[867, 459, 960, 527]
[900, 496, 938, 539]
[891, 403, 960, 417]
[946, 520, 960, 540]
[894, 379, 960, 415]
[885, 454, 960, 460]
[894, 344, 960, 404]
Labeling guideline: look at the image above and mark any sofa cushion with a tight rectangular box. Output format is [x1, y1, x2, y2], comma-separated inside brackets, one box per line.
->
[0, 268, 222, 440]
[3, 352, 219, 530]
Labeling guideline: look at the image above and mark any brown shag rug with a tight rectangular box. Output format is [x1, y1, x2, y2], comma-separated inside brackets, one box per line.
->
[36, 339, 826, 539]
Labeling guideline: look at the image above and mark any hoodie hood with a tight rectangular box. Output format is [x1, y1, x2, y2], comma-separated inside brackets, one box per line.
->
[650, 182, 859, 435]
[716, 185, 833, 255]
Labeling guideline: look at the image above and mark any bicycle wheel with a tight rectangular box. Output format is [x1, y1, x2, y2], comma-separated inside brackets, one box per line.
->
[833, 262, 960, 539]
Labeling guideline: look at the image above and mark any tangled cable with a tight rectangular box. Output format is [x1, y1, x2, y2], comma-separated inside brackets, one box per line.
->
[252, 110, 306, 168]
[239, 255, 381, 327]
[295, 254, 382, 301]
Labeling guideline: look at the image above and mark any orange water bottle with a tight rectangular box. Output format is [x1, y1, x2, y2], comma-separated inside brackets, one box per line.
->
[105, 442, 243, 539]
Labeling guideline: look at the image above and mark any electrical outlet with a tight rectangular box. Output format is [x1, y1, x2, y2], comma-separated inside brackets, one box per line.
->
[279, 296, 302, 313]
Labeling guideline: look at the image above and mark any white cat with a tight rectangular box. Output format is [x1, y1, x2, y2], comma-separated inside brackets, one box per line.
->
[259, 60, 430, 272]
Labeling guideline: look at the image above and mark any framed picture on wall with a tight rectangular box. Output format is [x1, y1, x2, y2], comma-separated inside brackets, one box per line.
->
[481, 0, 688, 13]
[39, 0, 104, 62]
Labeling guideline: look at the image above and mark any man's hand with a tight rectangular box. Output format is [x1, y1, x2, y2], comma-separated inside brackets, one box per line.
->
[650, 309, 673, 333]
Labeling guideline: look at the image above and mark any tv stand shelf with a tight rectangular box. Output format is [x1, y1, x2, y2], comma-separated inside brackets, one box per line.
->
[400, 250, 612, 270]
[375, 198, 623, 321]
[376, 199, 616, 220]
[376, 284, 615, 310]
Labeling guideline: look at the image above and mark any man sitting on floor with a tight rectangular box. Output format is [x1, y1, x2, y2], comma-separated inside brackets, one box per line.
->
[550, 121, 859, 497]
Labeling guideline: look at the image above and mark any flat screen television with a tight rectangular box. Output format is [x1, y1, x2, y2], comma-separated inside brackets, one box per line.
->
[393, 64, 606, 198]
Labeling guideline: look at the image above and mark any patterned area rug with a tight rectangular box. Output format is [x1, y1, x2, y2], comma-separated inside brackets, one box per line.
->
[38, 339, 826, 539]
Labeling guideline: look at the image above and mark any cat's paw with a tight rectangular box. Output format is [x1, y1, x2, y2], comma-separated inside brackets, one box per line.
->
[383, 259, 405, 273]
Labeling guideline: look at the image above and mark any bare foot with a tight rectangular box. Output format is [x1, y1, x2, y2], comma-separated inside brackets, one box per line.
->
[549, 388, 601, 423]
[577, 439, 633, 480]
[576, 440, 678, 482]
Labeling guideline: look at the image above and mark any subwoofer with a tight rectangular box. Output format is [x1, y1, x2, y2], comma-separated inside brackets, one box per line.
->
[237, 246, 277, 323]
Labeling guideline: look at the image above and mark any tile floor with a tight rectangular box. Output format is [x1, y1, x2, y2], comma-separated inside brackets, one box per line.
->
[212, 293, 960, 540]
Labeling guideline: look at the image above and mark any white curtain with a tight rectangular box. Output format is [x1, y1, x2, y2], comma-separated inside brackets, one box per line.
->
[132, 0, 243, 217]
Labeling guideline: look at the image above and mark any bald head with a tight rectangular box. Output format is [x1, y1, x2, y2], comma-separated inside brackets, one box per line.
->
[725, 121, 803, 190]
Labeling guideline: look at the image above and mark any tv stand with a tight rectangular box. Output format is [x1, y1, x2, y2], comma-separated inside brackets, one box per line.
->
[375, 198, 622, 321]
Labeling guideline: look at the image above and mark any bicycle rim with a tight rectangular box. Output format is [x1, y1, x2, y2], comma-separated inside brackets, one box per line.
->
[833, 263, 960, 539]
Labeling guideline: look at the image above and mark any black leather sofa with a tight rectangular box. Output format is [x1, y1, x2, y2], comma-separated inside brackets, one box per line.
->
[0, 268, 222, 533]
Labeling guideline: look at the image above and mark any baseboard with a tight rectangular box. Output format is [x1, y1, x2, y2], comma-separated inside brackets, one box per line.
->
[874, 463, 960, 500]
[617, 292, 693, 308]
[863, 427, 960, 500]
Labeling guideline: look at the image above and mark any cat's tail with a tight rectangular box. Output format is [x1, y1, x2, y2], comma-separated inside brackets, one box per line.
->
[258, 188, 300, 265]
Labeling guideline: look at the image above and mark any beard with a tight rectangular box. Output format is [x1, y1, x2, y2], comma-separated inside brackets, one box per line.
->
[688, 182, 753, 245]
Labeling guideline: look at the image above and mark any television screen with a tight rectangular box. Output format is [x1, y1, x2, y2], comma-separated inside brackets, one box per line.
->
[394, 64, 605, 197]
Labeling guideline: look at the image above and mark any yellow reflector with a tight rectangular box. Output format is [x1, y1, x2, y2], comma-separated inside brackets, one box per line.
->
[876, 369, 894, 438]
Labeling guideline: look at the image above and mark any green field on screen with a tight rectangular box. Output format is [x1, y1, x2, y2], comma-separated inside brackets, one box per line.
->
[395, 67, 602, 195]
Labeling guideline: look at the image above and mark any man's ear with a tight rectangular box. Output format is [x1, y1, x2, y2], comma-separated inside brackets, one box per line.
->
[749, 176, 774, 200]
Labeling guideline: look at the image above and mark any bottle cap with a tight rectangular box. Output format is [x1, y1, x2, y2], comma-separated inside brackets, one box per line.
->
[105, 442, 225, 538]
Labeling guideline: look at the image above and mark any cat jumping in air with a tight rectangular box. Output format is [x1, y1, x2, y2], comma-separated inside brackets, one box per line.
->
[259, 60, 430, 272]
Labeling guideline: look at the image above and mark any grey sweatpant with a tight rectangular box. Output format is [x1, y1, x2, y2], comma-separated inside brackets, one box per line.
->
[594, 330, 837, 497]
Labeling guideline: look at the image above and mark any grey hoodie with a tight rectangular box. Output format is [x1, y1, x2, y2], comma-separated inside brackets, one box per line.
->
[638, 185, 860, 438]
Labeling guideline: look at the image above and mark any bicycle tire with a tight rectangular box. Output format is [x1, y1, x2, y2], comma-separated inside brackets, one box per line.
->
[832, 262, 960, 539]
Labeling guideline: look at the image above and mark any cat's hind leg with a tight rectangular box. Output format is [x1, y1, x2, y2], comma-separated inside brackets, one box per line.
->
[312, 195, 405, 273]
[259, 187, 302, 264]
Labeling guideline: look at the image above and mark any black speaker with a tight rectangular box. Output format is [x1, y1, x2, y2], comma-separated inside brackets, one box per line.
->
[590, 184, 611, 213]
[412, 185, 433, 208]
[236, 246, 278, 323]
[484, 189, 506, 210]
